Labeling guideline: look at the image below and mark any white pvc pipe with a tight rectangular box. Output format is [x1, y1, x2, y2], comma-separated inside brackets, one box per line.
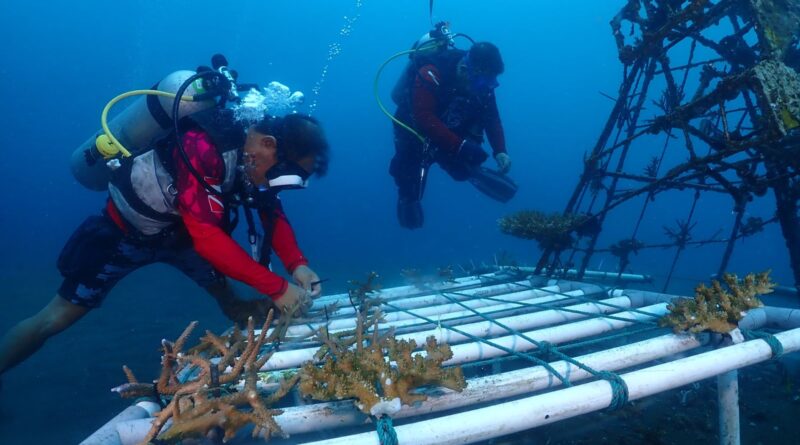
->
[717, 369, 740, 445]
[303, 328, 800, 445]
[79, 401, 159, 445]
[761, 306, 800, 329]
[322, 281, 556, 319]
[312, 273, 501, 307]
[511, 267, 652, 283]
[117, 418, 174, 445]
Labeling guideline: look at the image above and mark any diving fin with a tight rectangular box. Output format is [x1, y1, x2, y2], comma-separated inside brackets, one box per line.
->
[468, 166, 518, 203]
[397, 198, 424, 229]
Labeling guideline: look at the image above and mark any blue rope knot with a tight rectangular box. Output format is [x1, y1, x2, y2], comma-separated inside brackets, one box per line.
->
[742, 329, 784, 359]
[597, 371, 629, 411]
[539, 341, 555, 358]
[375, 414, 399, 445]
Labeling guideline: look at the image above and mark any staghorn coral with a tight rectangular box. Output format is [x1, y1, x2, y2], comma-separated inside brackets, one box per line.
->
[113, 312, 298, 444]
[298, 309, 466, 416]
[659, 271, 776, 334]
[498, 210, 587, 251]
[348, 271, 382, 308]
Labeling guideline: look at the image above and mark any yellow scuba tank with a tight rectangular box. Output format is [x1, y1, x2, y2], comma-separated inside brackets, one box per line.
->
[70, 70, 215, 191]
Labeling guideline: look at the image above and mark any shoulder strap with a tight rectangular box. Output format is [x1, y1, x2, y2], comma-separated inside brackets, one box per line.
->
[154, 107, 246, 187]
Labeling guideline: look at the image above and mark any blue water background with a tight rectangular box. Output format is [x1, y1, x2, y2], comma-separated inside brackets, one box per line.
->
[0, 1, 792, 443]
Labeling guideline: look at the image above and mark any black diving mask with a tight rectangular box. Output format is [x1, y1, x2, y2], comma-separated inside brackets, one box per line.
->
[464, 55, 499, 94]
[263, 160, 311, 192]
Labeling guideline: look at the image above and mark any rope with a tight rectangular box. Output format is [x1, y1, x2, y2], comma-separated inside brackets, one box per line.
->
[597, 371, 630, 410]
[742, 329, 784, 359]
[375, 415, 399, 445]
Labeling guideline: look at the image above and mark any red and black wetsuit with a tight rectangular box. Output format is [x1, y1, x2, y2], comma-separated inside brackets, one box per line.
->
[174, 129, 307, 299]
[390, 48, 507, 199]
[58, 126, 306, 308]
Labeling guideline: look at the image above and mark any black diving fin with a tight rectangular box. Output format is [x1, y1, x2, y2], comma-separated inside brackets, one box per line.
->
[468, 166, 518, 203]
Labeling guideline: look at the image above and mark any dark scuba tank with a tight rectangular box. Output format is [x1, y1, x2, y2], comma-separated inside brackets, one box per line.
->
[391, 22, 454, 106]
[70, 70, 215, 191]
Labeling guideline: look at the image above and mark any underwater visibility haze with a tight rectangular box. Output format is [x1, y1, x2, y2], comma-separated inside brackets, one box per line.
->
[0, 0, 797, 444]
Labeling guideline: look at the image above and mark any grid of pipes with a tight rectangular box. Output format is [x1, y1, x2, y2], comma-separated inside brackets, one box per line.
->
[534, 0, 800, 293]
[82, 271, 800, 445]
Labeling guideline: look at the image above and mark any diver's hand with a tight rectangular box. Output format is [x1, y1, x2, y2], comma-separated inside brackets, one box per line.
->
[292, 265, 322, 297]
[457, 140, 488, 166]
[495, 152, 511, 174]
[274, 283, 313, 316]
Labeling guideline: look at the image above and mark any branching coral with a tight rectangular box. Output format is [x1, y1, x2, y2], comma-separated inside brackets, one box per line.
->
[348, 271, 382, 309]
[498, 210, 587, 251]
[298, 309, 466, 416]
[659, 271, 776, 334]
[113, 312, 298, 444]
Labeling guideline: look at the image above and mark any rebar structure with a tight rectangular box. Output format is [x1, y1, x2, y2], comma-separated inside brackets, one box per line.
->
[534, 0, 800, 292]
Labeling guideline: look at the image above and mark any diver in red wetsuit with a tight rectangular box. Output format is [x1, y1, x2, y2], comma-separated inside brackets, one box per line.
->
[0, 108, 330, 376]
[390, 30, 516, 229]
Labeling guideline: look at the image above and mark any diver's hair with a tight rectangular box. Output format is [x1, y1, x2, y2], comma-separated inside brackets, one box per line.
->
[468, 42, 504, 76]
[253, 113, 330, 177]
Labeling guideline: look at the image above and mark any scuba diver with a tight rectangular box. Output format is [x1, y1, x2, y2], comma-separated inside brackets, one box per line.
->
[387, 22, 516, 229]
[0, 55, 329, 377]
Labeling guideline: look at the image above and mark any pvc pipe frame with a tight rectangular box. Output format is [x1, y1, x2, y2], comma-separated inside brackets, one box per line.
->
[116, 305, 800, 443]
[303, 327, 800, 445]
[290, 288, 585, 339]
[112, 285, 668, 441]
[283, 285, 584, 341]
[312, 272, 499, 307]
[259, 296, 656, 372]
[317, 279, 552, 320]
[87, 276, 563, 444]
[93, 281, 795, 445]
[114, 333, 704, 442]
[286, 286, 564, 337]
[270, 333, 706, 436]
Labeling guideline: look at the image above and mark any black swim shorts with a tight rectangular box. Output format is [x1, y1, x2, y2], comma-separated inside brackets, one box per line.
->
[56, 212, 224, 308]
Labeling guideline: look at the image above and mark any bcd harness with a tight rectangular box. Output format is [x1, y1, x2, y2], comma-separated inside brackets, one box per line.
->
[108, 107, 277, 268]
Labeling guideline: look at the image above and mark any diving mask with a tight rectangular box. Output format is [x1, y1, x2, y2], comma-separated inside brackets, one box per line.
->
[464, 55, 499, 94]
[263, 161, 311, 192]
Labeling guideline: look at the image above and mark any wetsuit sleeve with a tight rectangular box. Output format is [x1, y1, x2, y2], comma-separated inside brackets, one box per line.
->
[411, 64, 463, 152]
[259, 200, 309, 273]
[175, 130, 289, 299]
[485, 92, 507, 155]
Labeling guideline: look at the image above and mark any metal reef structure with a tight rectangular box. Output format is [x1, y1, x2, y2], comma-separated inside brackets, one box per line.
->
[533, 0, 800, 292]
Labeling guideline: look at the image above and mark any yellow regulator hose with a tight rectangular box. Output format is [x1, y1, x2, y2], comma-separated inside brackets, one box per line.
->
[99, 90, 195, 158]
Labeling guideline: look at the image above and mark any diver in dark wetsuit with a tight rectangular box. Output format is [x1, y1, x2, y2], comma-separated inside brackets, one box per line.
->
[390, 31, 516, 229]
